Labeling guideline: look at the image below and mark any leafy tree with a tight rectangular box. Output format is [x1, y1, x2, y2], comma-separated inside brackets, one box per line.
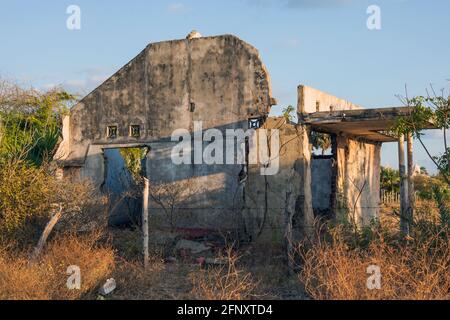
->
[0, 80, 76, 165]
[311, 131, 332, 155]
[434, 148, 449, 175]
[282, 105, 295, 122]
[380, 166, 400, 193]
[119, 147, 149, 182]
[393, 85, 450, 185]
[420, 166, 429, 176]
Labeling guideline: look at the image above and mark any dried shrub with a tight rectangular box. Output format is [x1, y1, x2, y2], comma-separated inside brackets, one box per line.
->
[190, 247, 258, 300]
[0, 160, 57, 244]
[0, 231, 115, 300]
[0, 158, 108, 248]
[298, 224, 449, 300]
[112, 257, 165, 300]
[107, 228, 167, 300]
[150, 179, 202, 231]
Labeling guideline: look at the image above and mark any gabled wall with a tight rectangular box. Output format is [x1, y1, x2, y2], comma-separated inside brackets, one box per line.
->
[55, 34, 281, 231]
[57, 35, 274, 168]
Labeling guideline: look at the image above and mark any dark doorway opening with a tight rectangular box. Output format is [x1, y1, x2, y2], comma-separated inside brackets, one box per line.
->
[102, 147, 149, 226]
[310, 131, 336, 218]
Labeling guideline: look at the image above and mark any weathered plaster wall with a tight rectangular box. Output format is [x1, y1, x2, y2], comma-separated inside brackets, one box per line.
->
[56, 34, 277, 229]
[335, 136, 381, 226]
[57, 35, 273, 168]
[298, 85, 362, 114]
[244, 118, 314, 242]
[144, 140, 244, 229]
[297, 85, 382, 226]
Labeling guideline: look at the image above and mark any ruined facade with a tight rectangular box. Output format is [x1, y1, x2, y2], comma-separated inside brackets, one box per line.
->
[298, 86, 382, 226]
[56, 33, 386, 240]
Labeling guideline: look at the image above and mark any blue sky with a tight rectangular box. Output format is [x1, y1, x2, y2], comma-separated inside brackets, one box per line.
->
[0, 0, 449, 172]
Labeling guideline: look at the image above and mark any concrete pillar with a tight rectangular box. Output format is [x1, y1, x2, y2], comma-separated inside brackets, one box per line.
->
[407, 133, 415, 233]
[300, 126, 315, 236]
[398, 134, 409, 236]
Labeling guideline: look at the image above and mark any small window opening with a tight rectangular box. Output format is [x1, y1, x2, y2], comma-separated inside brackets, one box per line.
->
[316, 101, 321, 112]
[107, 126, 118, 139]
[248, 118, 262, 129]
[130, 125, 141, 138]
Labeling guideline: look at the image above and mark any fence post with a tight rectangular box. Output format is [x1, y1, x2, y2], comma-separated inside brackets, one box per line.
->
[283, 190, 294, 276]
[142, 178, 149, 270]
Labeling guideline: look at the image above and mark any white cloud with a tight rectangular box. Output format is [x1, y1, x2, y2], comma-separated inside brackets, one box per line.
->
[41, 67, 112, 96]
[168, 3, 186, 13]
[246, 0, 354, 9]
[285, 0, 353, 8]
[283, 38, 301, 48]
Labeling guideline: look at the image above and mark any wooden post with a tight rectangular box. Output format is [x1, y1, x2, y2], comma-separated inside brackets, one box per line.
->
[407, 133, 415, 233]
[398, 134, 409, 236]
[29, 204, 63, 263]
[283, 191, 294, 276]
[142, 178, 149, 270]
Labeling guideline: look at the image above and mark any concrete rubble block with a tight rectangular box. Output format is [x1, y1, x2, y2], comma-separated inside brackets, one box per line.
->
[204, 257, 228, 266]
[175, 239, 211, 255]
[99, 278, 117, 296]
[150, 231, 179, 246]
[186, 30, 202, 40]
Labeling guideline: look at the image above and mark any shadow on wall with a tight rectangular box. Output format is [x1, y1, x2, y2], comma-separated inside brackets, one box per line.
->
[66, 119, 312, 242]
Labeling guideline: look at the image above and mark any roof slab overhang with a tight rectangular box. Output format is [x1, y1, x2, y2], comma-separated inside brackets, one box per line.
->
[300, 107, 437, 143]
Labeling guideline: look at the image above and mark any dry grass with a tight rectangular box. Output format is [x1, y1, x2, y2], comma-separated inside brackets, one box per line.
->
[380, 199, 443, 231]
[298, 224, 449, 300]
[0, 231, 115, 300]
[111, 258, 165, 300]
[189, 247, 258, 300]
[107, 228, 190, 300]
[111, 235, 166, 301]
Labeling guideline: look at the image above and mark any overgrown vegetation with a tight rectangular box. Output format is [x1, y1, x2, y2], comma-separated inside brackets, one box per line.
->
[381, 165, 449, 201]
[190, 247, 258, 300]
[119, 147, 148, 182]
[0, 80, 114, 300]
[298, 215, 449, 300]
[310, 131, 332, 155]
[0, 79, 76, 165]
[0, 231, 114, 300]
[0, 79, 447, 300]
[393, 85, 450, 184]
[380, 166, 400, 193]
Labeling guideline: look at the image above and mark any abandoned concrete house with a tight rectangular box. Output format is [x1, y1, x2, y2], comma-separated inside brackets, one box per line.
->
[54, 33, 417, 241]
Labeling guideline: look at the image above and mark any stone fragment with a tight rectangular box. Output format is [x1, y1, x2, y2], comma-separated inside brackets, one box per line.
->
[99, 278, 116, 296]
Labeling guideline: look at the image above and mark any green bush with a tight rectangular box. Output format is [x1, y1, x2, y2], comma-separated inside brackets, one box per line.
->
[0, 82, 76, 165]
[0, 159, 58, 245]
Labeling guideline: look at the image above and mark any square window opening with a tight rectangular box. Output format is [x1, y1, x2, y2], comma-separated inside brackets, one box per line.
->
[107, 126, 118, 139]
[130, 125, 141, 138]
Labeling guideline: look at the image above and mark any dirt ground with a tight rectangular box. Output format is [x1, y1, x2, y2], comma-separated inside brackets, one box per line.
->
[107, 228, 308, 300]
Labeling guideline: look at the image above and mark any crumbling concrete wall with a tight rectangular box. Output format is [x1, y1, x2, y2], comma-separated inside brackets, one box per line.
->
[335, 136, 381, 226]
[243, 118, 314, 243]
[297, 85, 382, 226]
[298, 85, 362, 114]
[55, 34, 276, 229]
